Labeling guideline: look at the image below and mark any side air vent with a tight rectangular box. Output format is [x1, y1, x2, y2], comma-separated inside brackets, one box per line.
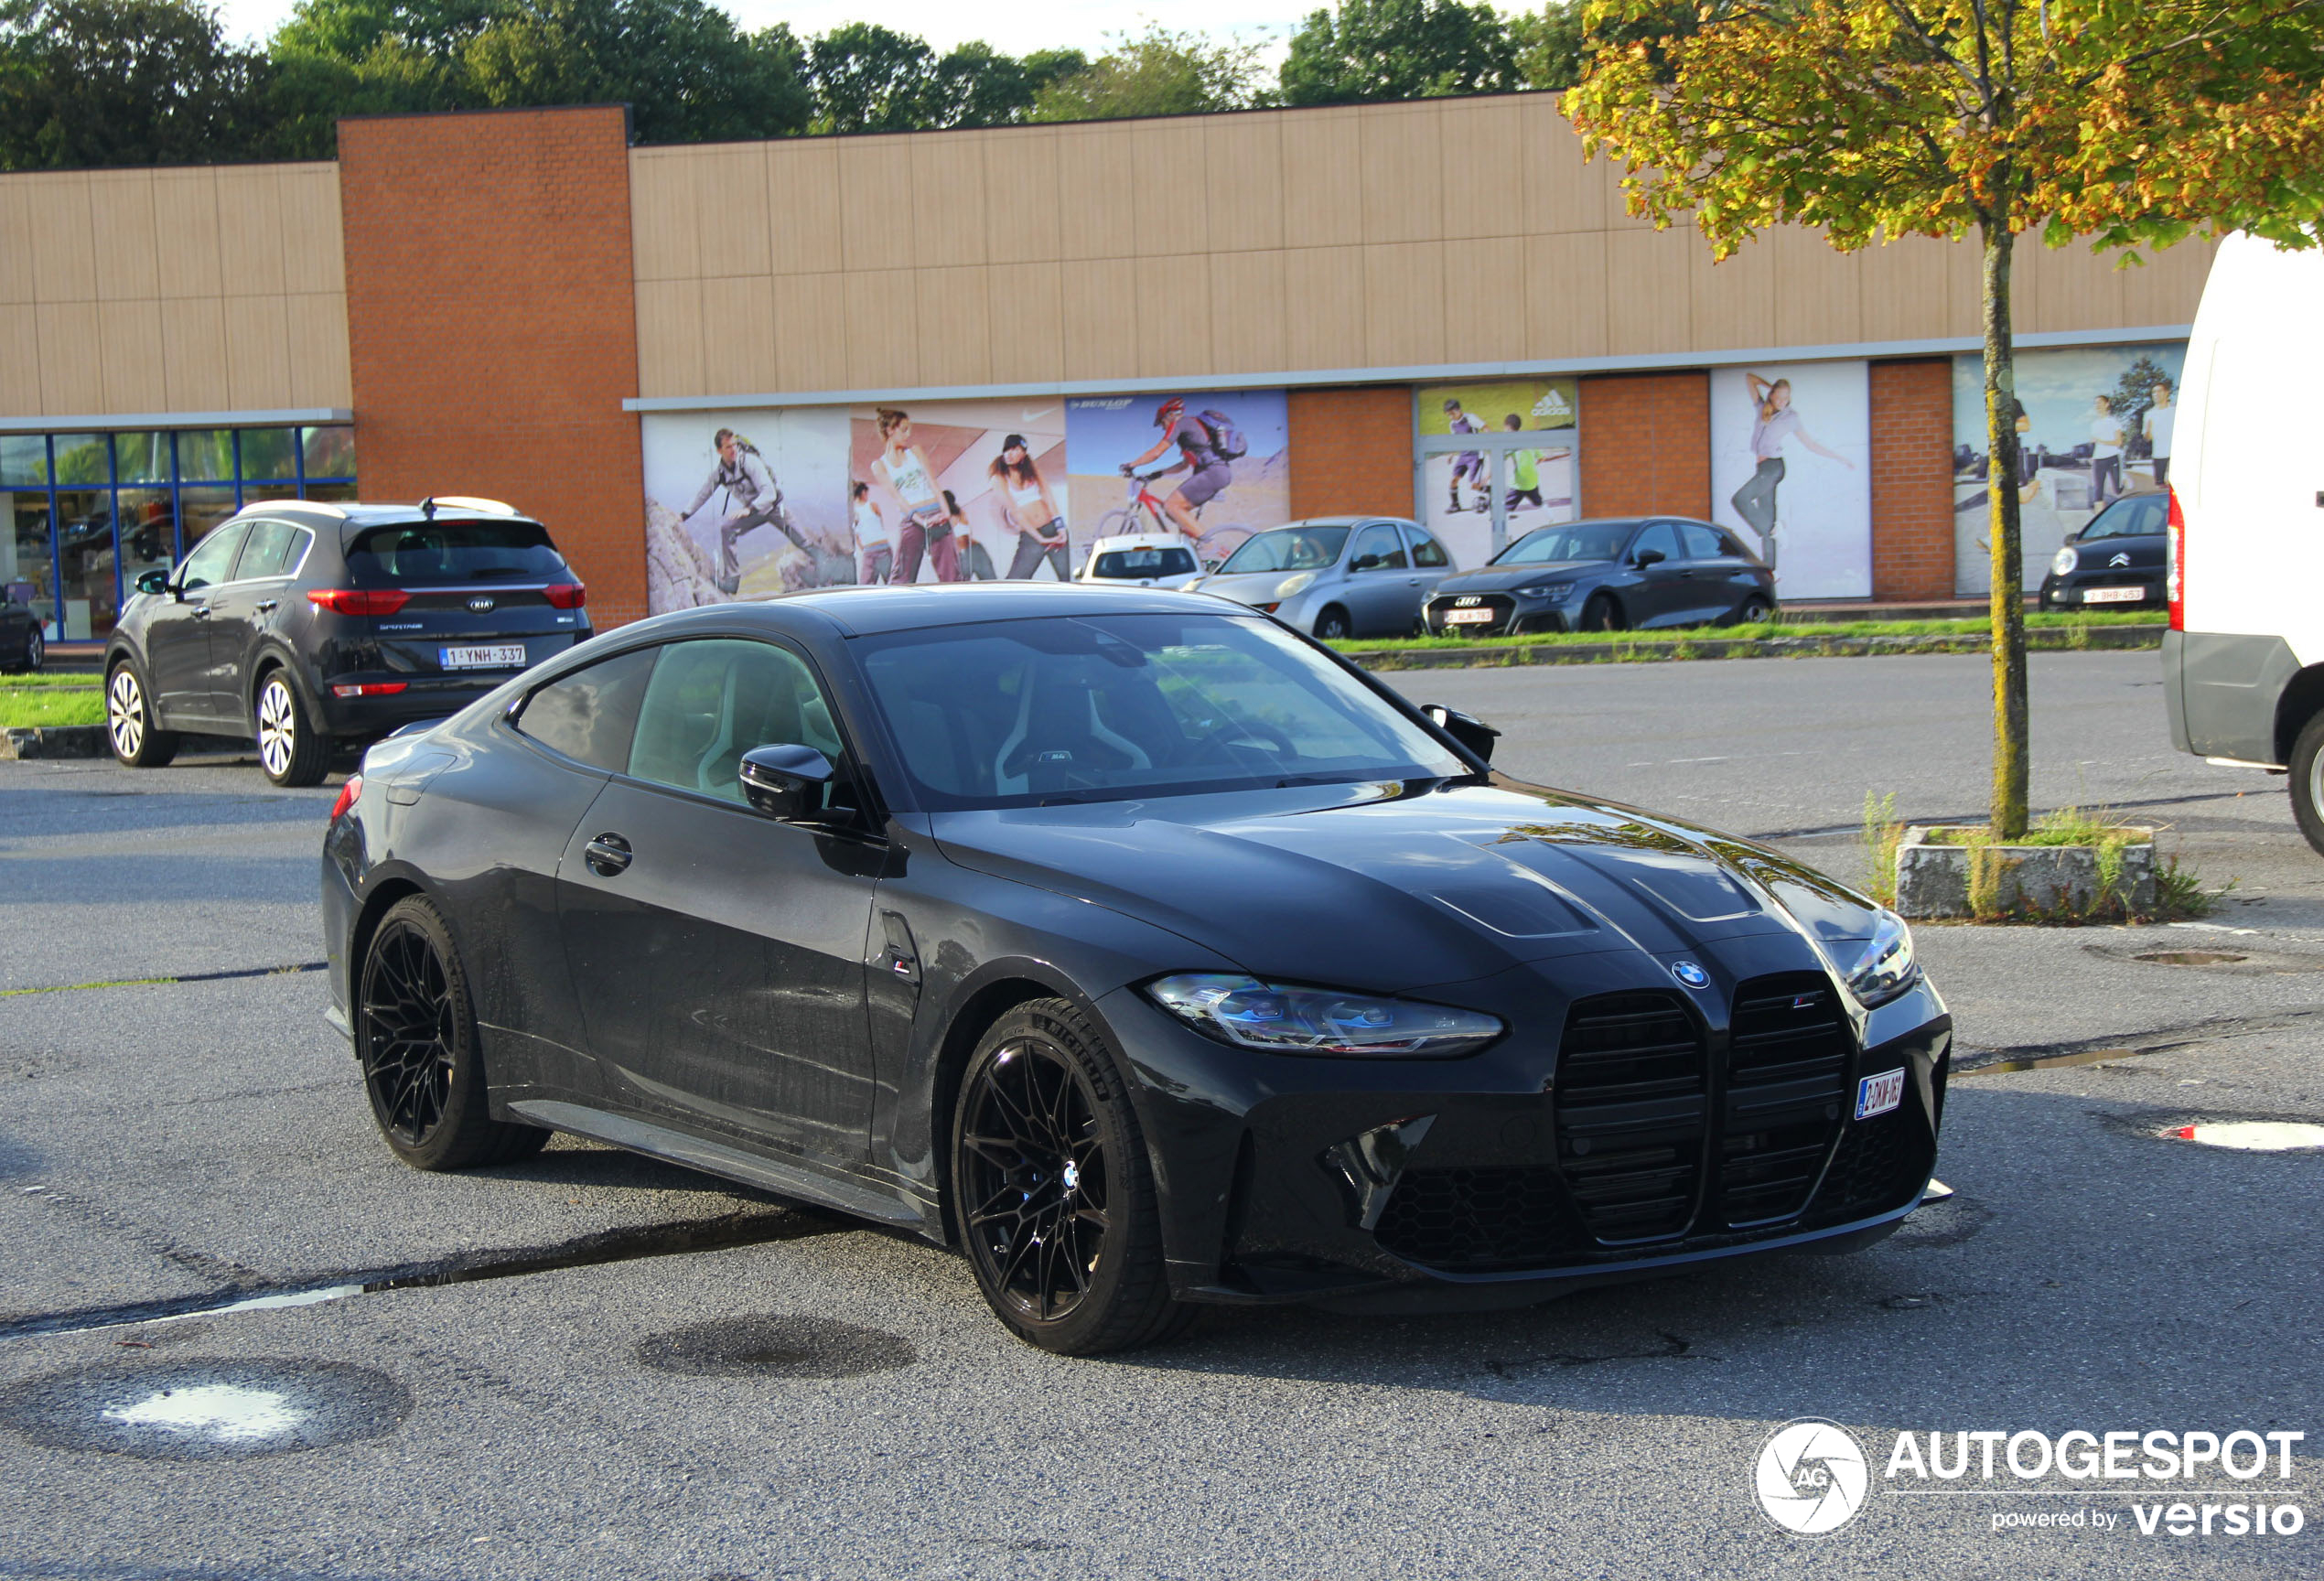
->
[1553, 991, 1708, 1242]
[1372, 1167, 1581, 1272]
[1718, 973, 1852, 1227]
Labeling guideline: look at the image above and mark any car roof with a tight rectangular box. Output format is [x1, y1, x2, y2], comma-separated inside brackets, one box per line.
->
[735, 580, 1232, 636]
[1089, 533, 1191, 550]
[227, 500, 546, 533]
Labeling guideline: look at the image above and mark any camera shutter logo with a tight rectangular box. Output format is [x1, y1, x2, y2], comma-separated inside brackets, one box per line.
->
[1755, 1419, 1869, 1534]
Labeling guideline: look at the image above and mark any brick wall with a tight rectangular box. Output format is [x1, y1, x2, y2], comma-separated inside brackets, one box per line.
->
[1288, 387, 1415, 519]
[1576, 372, 1710, 520]
[338, 106, 648, 626]
[1867, 358, 1956, 601]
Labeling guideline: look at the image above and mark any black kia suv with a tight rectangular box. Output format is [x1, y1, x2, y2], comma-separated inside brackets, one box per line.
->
[102, 498, 591, 786]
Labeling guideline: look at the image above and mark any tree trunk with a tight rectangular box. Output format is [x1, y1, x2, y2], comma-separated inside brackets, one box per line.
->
[1982, 221, 2029, 840]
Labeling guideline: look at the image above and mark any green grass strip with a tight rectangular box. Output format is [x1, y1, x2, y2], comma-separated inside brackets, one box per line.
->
[1330, 611, 2165, 654]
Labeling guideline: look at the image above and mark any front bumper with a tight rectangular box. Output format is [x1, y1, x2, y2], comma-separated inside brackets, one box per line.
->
[1424, 590, 1578, 637]
[1101, 943, 1949, 1310]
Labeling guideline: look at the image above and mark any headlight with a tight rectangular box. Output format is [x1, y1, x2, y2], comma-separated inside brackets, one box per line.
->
[1275, 571, 1318, 599]
[2051, 546, 2078, 576]
[1844, 909, 1920, 1007]
[1144, 973, 1503, 1058]
[1516, 580, 1575, 600]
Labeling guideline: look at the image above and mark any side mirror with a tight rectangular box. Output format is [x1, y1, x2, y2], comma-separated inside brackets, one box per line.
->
[740, 743, 836, 822]
[1422, 704, 1500, 765]
[134, 569, 170, 597]
[1633, 548, 1666, 568]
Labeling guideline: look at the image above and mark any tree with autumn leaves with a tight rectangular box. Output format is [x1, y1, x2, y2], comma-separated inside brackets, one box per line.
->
[1567, 0, 2324, 838]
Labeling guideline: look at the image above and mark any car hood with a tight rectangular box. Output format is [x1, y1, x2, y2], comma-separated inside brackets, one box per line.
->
[1192, 570, 1330, 606]
[926, 778, 1884, 994]
[1430, 561, 1609, 595]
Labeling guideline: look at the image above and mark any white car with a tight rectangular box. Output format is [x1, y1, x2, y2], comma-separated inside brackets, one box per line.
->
[1077, 533, 1205, 590]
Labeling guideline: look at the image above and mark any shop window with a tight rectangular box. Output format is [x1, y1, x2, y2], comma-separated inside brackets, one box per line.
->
[301, 425, 356, 481]
[118, 489, 178, 582]
[52, 434, 108, 488]
[115, 432, 170, 485]
[239, 429, 296, 482]
[4, 494, 52, 632]
[178, 430, 236, 483]
[180, 486, 238, 550]
[54, 484, 111, 640]
[0, 436, 47, 488]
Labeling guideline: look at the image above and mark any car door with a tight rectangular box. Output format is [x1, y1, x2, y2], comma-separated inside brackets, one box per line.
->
[203, 519, 308, 722]
[1403, 523, 1457, 610]
[555, 635, 881, 1171]
[1678, 522, 1750, 623]
[1626, 522, 1693, 628]
[145, 523, 247, 726]
[1341, 521, 1415, 636]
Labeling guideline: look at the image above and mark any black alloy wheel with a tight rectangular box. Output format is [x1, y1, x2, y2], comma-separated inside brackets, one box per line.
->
[1580, 592, 1625, 632]
[1737, 593, 1773, 625]
[105, 661, 178, 768]
[953, 1000, 1190, 1354]
[1314, 607, 1353, 640]
[357, 896, 548, 1170]
[254, 670, 329, 787]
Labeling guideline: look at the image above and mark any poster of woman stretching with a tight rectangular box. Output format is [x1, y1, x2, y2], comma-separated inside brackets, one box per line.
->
[1710, 361, 1871, 600]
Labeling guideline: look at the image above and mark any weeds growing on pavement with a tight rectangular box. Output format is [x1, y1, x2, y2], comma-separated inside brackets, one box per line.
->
[1860, 790, 1904, 907]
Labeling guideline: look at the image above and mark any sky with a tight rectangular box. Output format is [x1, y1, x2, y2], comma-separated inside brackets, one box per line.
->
[213, 0, 1309, 64]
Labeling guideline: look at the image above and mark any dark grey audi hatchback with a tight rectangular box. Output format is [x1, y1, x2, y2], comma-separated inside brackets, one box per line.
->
[323, 582, 1948, 1354]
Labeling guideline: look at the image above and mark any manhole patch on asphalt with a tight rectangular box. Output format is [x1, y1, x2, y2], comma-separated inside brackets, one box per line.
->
[636, 1315, 917, 1379]
[2, 1357, 411, 1459]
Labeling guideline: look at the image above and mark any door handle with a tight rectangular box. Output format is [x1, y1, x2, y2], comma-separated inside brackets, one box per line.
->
[255, 599, 277, 612]
[583, 833, 632, 877]
[191, 605, 212, 618]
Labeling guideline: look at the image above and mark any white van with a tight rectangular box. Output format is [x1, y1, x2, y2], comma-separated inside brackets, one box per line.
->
[2164, 231, 2324, 853]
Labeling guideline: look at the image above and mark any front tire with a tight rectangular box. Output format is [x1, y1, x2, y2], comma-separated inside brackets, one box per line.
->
[357, 896, 550, 1171]
[254, 670, 328, 787]
[2289, 714, 2324, 858]
[952, 999, 1192, 1356]
[1580, 592, 1625, 633]
[1313, 607, 1353, 640]
[106, 662, 178, 768]
[8, 625, 40, 672]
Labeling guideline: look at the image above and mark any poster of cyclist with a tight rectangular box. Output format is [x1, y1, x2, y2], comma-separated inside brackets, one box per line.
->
[847, 399, 1070, 584]
[1709, 360, 1872, 601]
[1064, 390, 1290, 566]
[640, 407, 850, 611]
[1415, 378, 1578, 572]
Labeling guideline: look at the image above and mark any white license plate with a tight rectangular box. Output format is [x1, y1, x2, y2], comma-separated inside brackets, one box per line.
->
[1443, 608, 1498, 625]
[2082, 586, 2146, 604]
[440, 643, 527, 671]
[1856, 1068, 1907, 1121]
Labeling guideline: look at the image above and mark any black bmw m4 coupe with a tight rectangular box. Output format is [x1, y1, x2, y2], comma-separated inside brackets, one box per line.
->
[323, 583, 1949, 1354]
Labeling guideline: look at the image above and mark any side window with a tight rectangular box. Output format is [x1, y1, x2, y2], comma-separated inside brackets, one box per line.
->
[627, 639, 844, 804]
[232, 520, 300, 580]
[1407, 530, 1449, 569]
[512, 646, 659, 770]
[1350, 522, 1408, 572]
[1633, 523, 1683, 564]
[1680, 522, 1728, 561]
[177, 525, 249, 592]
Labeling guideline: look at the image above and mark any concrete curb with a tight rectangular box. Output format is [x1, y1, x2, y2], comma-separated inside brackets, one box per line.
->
[1, 726, 107, 759]
[1345, 625, 2163, 672]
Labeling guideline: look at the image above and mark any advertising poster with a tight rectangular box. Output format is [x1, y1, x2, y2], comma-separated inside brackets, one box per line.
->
[1949, 343, 2186, 595]
[1710, 360, 1872, 601]
[640, 408, 850, 611]
[1416, 378, 1578, 571]
[849, 399, 1070, 584]
[1064, 389, 1290, 565]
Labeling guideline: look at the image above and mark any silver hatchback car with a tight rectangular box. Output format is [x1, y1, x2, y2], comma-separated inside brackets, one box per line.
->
[1186, 517, 1458, 639]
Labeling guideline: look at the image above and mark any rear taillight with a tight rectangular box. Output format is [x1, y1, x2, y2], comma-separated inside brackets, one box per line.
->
[329, 774, 362, 822]
[308, 587, 411, 617]
[544, 583, 587, 609]
[2166, 484, 2185, 631]
[330, 682, 408, 698]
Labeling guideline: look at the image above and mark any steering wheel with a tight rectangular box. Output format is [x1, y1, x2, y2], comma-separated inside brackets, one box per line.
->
[1187, 718, 1296, 765]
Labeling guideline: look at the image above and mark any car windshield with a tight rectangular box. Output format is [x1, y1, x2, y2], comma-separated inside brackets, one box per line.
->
[1492, 524, 1634, 565]
[345, 520, 569, 584]
[855, 612, 1468, 809]
[1216, 526, 1350, 574]
[2078, 495, 2168, 541]
[1092, 546, 1197, 579]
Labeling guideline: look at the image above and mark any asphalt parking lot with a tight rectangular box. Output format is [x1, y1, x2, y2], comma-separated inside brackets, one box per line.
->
[4, 649, 2319, 1579]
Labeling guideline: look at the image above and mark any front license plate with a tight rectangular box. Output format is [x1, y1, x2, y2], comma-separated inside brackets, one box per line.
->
[1855, 1068, 1907, 1121]
[440, 643, 527, 670]
[1444, 608, 1498, 624]
[2082, 586, 2145, 604]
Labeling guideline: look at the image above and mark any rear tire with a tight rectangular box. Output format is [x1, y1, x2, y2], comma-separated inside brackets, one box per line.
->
[1580, 592, 1625, 633]
[106, 661, 178, 768]
[1313, 607, 1353, 640]
[254, 669, 328, 787]
[952, 998, 1194, 1356]
[2289, 714, 2324, 859]
[1735, 594, 1773, 626]
[357, 895, 551, 1171]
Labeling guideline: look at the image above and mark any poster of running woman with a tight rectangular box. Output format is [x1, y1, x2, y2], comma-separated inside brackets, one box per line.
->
[1709, 360, 1872, 601]
[1063, 390, 1290, 567]
[640, 407, 851, 611]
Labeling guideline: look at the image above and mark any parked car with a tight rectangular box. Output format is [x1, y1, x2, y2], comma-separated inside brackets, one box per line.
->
[1187, 517, 1457, 638]
[1423, 517, 1776, 637]
[103, 497, 590, 787]
[1, 584, 41, 672]
[2163, 231, 2324, 853]
[1076, 532, 1204, 589]
[326, 582, 1948, 1356]
[2039, 493, 2168, 610]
